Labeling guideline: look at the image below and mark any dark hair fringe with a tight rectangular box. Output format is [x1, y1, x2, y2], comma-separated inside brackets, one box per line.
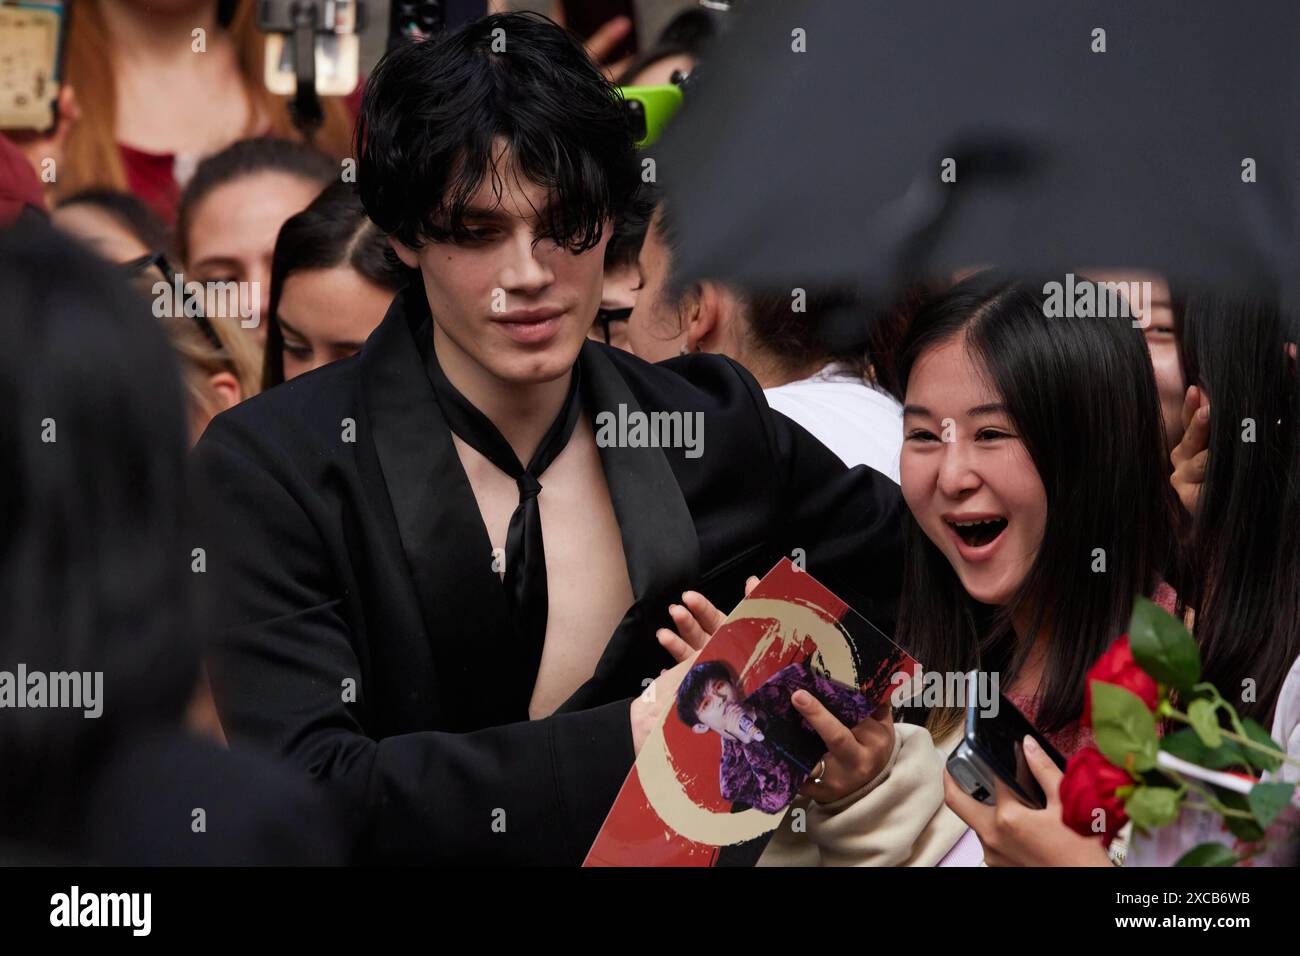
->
[356, 12, 639, 254]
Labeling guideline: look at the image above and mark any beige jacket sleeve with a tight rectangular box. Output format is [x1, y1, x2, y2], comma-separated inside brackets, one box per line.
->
[756, 723, 969, 867]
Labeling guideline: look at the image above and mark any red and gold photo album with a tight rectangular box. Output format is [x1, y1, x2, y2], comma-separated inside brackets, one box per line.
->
[585, 558, 920, 866]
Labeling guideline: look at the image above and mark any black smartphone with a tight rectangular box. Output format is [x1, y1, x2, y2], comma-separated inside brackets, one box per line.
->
[946, 672, 1066, 809]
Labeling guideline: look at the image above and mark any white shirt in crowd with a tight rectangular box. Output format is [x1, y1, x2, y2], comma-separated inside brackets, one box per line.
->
[764, 363, 903, 483]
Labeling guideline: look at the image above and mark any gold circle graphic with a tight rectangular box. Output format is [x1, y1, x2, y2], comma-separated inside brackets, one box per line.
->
[638, 597, 858, 846]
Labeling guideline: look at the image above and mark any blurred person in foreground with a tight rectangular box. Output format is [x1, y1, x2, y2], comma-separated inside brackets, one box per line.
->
[0, 225, 343, 864]
[195, 12, 903, 865]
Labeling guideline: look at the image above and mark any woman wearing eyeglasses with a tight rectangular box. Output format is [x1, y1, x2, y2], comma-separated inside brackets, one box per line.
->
[52, 188, 263, 444]
[587, 195, 646, 352]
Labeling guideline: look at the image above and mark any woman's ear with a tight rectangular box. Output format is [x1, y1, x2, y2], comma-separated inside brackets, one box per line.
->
[207, 371, 243, 414]
[684, 281, 730, 353]
[390, 237, 420, 270]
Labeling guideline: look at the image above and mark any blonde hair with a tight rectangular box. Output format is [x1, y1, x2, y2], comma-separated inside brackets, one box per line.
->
[128, 267, 262, 420]
[58, 0, 353, 201]
[168, 310, 263, 421]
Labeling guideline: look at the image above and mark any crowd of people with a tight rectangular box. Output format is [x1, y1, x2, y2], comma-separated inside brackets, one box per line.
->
[0, 1, 1297, 869]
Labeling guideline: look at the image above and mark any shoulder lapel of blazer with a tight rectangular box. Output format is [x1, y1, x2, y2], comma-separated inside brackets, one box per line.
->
[581, 342, 700, 608]
[567, 344, 700, 708]
[360, 289, 524, 726]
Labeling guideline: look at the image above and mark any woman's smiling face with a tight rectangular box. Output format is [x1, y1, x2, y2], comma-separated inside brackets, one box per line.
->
[900, 336, 1048, 606]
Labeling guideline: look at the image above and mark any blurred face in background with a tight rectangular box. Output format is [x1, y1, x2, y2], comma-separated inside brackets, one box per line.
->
[184, 172, 325, 343]
[1086, 271, 1183, 450]
[625, 209, 690, 361]
[392, 143, 608, 389]
[589, 261, 637, 351]
[52, 204, 150, 263]
[276, 266, 396, 380]
[900, 337, 1047, 607]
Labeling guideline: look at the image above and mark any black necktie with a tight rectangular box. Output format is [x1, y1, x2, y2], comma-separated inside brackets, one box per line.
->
[425, 341, 584, 661]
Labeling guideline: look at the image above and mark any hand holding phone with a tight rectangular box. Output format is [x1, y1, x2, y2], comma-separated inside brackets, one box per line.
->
[941, 673, 1113, 865]
[946, 674, 1066, 809]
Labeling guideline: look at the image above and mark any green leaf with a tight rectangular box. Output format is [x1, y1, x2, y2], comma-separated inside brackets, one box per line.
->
[1124, 785, 1182, 829]
[1225, 813, 1266, 842]
[1160, 728, 1245, 770]
[1188, 698, 1222, 749]
[1218, 788, 1249, 811]
[1174, 842, 1238, 867]
[1240, 718, 1285, 773]
[1247, 781, 1296, 829]
[1213, 787, 1264, 843]
[1127, 595, 1201, 690]
[1092, 682, 1160, 772]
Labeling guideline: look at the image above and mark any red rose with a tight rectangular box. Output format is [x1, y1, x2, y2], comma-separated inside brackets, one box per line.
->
[1081, 634, 1159, 727]
[1059, 746, 1132, 848]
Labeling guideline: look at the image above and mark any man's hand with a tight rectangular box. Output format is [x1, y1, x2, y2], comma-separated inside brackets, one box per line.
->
[794, 693, 895, 804]
[943, 735, 1112, 866]
[656, 577, 894, 803]
[1170, 385, 1210, 516]
[655, 576, 760, 660]
[633, 578, 760, 754]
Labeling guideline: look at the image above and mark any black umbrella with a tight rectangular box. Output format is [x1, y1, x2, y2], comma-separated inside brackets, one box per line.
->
[653, 0, 1300, 320]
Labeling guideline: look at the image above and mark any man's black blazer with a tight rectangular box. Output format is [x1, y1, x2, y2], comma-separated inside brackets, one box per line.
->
[193, 288, 904, 865]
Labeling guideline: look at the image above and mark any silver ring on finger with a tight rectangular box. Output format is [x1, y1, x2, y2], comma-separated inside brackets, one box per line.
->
[811, 758, 827, 785]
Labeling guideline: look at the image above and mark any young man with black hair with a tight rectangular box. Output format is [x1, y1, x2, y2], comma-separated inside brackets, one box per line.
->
[196, 12, 903, 864]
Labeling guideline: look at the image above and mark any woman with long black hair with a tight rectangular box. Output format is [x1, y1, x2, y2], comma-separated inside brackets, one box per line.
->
[1123, 293, 1300, 865]
[665, 271, 1184, 866]
[897, 271, 1184, 866]
[1174, 293, 1300, 726]
[262, 181, 408, 389]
